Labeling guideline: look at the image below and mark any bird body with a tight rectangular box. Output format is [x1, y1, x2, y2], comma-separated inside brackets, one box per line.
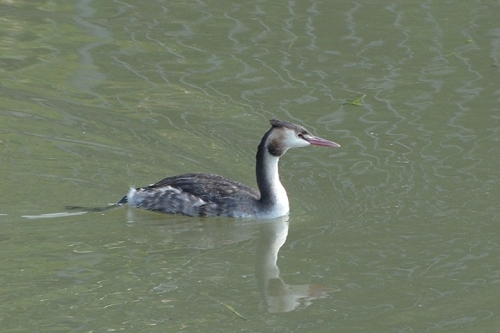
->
[69, 119, 340, 218]
[126, 173, 264, 218]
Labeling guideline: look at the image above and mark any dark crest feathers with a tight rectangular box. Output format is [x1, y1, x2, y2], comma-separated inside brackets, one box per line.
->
[269, 119, 310, 134]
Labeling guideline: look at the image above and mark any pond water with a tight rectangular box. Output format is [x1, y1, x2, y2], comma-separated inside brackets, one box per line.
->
[1, 0, 499, 332]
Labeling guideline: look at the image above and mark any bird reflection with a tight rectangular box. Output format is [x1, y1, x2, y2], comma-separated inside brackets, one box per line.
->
[123, 211, 338, 313]
[255, 216, 339, 313]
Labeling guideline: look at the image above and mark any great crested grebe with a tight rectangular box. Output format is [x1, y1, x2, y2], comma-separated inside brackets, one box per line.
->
[69, 119, 340, 218]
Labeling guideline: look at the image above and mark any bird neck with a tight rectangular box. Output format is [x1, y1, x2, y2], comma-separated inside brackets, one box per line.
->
[255, 130, 289, 214]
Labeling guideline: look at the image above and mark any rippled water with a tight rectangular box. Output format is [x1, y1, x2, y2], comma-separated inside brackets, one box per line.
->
[1, 0, 499, 332]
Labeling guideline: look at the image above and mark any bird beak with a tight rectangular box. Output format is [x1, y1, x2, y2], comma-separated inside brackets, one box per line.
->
[305, 135, 341, 148]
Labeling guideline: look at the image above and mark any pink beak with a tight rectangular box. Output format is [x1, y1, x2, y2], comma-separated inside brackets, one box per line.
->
[305, 135, 341, 148]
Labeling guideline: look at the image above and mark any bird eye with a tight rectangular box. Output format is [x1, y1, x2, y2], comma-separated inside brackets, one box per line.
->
[298, 133, 304, 138]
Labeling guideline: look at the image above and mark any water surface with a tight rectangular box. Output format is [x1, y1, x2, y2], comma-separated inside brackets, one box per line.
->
[1, 0, 499, 332]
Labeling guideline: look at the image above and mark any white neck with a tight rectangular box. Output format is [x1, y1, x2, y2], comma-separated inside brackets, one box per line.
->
[256, 153, 289, 218]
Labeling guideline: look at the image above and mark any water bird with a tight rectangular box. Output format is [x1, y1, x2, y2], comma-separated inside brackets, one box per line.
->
[69, 119, 340, 218]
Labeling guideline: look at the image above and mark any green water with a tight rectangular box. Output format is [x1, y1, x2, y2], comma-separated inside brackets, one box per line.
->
[1, 0, 499, 332]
